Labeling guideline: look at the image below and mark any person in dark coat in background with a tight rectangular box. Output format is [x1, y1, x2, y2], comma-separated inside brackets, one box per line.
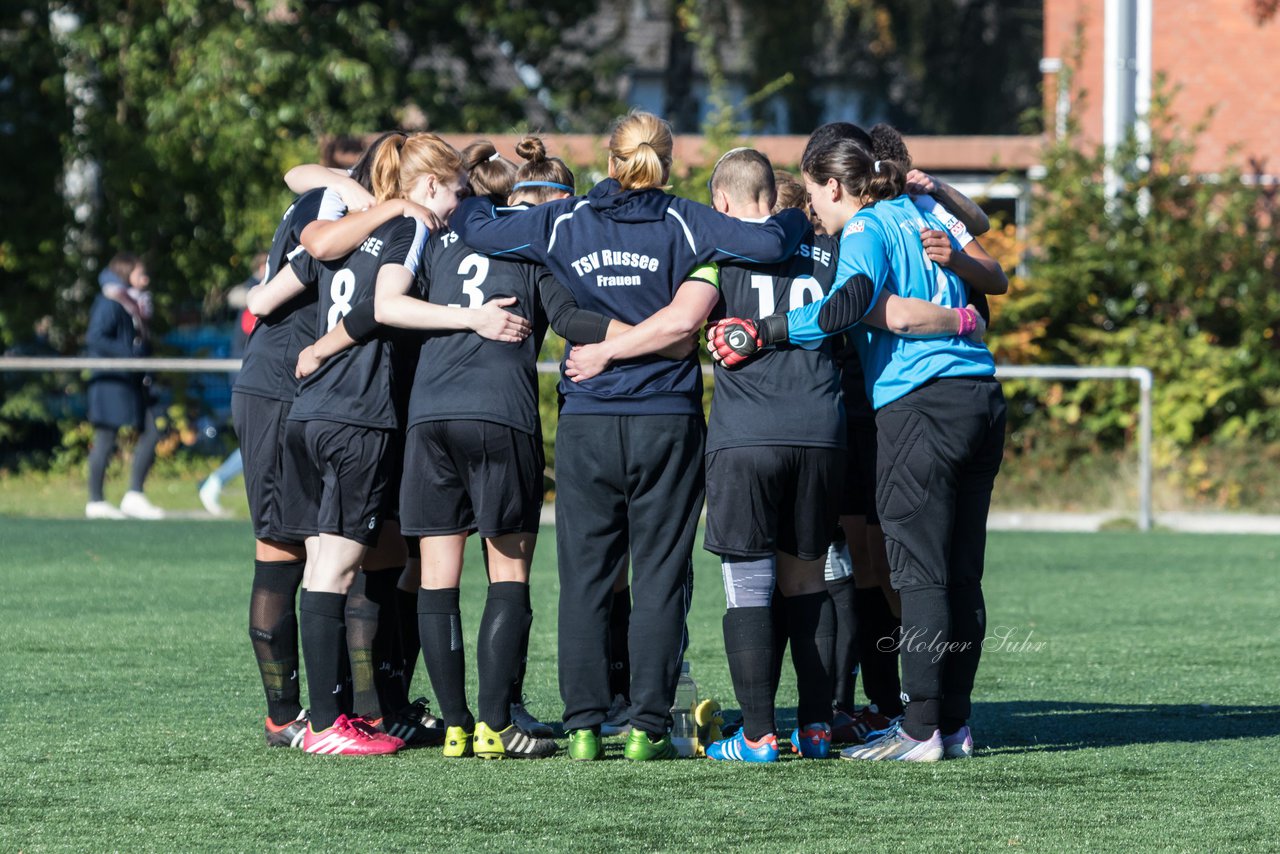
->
[85, 252, 165, 520]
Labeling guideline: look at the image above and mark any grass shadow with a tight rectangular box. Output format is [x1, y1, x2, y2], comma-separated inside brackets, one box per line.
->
[974, 700, 1280, 753]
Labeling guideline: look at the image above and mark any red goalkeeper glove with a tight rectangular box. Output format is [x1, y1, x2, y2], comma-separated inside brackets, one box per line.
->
[708, 318, 762, 368]
[707, 314, 789, 368]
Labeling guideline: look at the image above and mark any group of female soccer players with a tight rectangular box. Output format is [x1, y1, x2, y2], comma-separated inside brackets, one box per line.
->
[233, 109, 1006, 762]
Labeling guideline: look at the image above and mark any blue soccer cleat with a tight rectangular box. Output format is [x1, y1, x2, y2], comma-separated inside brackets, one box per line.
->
[789, 722, 832, 759]
[706, 730, 779, 763]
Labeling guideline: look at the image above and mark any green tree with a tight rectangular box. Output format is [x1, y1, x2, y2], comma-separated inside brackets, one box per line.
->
[0, 3, 72, 351]
[995, 76, 1280, 463]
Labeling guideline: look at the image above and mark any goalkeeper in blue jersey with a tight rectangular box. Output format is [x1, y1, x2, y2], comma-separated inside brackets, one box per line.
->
[708, 133, 1006, 762]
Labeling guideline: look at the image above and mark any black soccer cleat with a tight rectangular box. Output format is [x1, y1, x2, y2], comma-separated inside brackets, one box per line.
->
[264, 709, 309, 749]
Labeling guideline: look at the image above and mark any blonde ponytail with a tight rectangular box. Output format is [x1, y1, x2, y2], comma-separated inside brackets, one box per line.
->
[608, 111, 673, 190]
[371, 137, 405, 202]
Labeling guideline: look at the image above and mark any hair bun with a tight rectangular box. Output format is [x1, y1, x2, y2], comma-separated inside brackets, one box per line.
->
[516, 136, 547, 163]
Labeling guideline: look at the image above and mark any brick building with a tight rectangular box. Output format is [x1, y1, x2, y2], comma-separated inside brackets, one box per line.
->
[1042, 0, 1280, 178]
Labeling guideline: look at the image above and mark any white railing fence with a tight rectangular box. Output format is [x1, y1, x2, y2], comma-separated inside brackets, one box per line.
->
[0, 357, 1155, 530]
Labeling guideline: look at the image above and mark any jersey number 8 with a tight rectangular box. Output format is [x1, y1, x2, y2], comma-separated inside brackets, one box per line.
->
[327, 268, 356, 331]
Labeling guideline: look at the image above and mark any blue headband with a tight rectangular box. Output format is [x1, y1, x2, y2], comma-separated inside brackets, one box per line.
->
[513, 181, 573, 193]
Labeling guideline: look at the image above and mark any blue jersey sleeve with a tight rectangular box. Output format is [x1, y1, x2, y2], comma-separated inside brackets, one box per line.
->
[452, 196, 568, 264]
[669, 199, 808, 266]
[783, 217, 891, 346]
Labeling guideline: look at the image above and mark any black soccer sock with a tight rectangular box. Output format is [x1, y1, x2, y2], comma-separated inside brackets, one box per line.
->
[249, 559, 305, 726]
[855, 585, 904, 716]
[477, 582, 532, 730]
[299, 590, 349, 732]
[899, 584, 949, 740]
[723, 607, 777, 741]
[940, 583, 986, 734]
[783, 591, 837, 727]
[769, 587, 788, 698]
[511, 607, 532, 701]
[345, 567, 404, 719]
[607, 586, 632, 700]
[395, 586, 421, 699]
[418, 587, 473, 730]
[827, 575, 858, 710]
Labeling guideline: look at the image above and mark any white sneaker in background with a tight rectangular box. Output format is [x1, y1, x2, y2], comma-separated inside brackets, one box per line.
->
[120, 490, 165, 519]
[198, 476, 224, 515]
[85, 501, 127, 520]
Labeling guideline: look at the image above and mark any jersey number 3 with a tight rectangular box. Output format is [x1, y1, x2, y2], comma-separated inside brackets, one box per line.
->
[449, 254, 489, 309]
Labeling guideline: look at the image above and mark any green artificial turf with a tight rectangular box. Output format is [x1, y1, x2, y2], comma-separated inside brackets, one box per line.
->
[1, 521, 1278, 852]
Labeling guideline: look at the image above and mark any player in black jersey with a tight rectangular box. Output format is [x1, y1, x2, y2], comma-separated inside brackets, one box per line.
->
[295, 139, 616, 759]
[619, 150, 968, 762]
[236, 131, 441, 749]
[455, 113, 813, 763]
[247, 132, 487, 755]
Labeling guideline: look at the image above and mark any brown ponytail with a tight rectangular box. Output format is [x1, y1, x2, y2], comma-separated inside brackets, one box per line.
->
[608, 110, 672, 191]
[462, 139, 517, 200]
[801, 136, 905, 206]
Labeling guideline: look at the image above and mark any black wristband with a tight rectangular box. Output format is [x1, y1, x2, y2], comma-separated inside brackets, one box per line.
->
[757, 313, 789, 347]
[343, 299, 380, 342]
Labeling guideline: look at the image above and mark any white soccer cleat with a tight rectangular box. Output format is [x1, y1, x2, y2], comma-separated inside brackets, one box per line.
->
[120, 490, 165, 519]
[198, 476, 224, 515]
[839, 720, 944, 762]
[942, 725, 974, 759]
[85, 501, 127, 520]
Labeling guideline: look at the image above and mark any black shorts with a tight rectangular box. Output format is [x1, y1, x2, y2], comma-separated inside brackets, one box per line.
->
[704, 445, 844, 561]
[278, 419, 391, 547]
[400, 420, 544, 538]
[838, 416, 880, 525]
[231, 392, 301, 545]
[382, 428, 405, 522]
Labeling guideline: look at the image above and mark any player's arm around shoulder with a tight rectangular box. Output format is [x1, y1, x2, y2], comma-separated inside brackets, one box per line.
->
[566, 264, 720, 382]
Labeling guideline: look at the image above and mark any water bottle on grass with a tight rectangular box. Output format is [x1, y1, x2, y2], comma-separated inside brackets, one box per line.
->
[671, 661, 698, 757]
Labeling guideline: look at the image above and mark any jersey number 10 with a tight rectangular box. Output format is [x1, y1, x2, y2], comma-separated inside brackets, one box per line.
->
[750, 274, 825, 316]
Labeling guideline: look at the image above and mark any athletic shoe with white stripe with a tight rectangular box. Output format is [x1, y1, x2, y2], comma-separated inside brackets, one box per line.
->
[705, 730, 779, 763]
[942, 725, 974, 759]
[839, 721, 943, 762]
[373, 705, 445, 747]
[302, 714, 399, 756]
[473, 721, 558, 759]
[510, 698, 555, 739]
[264, 709, 309, 749]
[350, 716, 405, 749]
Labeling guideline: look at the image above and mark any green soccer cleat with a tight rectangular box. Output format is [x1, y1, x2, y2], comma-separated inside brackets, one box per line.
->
[623, 729, 679, 761]
[473, 721, 559, 760]
[442, 725, 474, 758]
[567, 728, 603, 761]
